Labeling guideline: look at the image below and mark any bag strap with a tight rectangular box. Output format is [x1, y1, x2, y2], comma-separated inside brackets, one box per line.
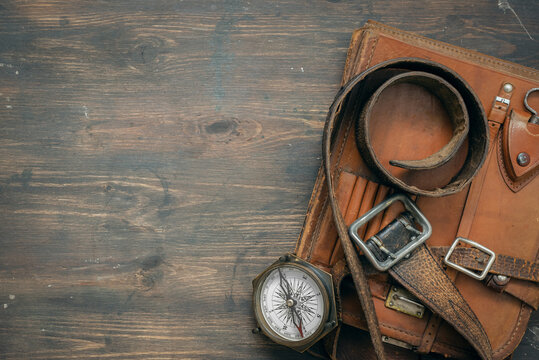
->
[430, 247, 539, 283]
[323, 58, 493, 360]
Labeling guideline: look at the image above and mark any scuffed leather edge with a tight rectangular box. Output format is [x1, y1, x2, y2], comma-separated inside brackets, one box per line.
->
[492, 304, 533, 360]
[294, 164, 326, 257]
[496, 127, 539, 192]
[361, 21, 539, 81]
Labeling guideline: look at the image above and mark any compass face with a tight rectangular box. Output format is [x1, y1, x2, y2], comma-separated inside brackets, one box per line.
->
[258, 265, 326, 342]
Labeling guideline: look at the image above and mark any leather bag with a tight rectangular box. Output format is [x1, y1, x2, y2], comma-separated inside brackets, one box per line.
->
[293, 21, 539, 359]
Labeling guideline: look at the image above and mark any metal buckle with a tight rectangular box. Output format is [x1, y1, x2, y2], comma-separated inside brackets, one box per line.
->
[444, 237, 495, 280]
[348, 193, 432, 271]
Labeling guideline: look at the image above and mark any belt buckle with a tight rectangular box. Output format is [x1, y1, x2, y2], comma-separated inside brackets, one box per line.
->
[348, 194, 432, 271]
[444, 237, 496, 280]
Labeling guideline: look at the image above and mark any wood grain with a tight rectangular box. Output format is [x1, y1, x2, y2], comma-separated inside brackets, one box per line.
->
[0, 0, 537, 359]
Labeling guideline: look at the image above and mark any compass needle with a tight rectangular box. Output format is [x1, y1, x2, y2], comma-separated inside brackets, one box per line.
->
[253, 255, 337, 351]
[288, 304, 302, 338]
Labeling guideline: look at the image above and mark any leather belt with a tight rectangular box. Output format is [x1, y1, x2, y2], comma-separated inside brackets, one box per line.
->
[323, 59, 492, 359]
[430, 246, 539, 283]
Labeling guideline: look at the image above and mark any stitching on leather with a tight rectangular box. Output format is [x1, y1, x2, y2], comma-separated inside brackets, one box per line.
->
[494, 304, 526, 356]
[418, 315, 441, 352]
[335, 106, 354, 167]
[343, 31, 363, 84]
[335, 30, 378, 173]
[496, 128, 539, 192]
[364, 23, 539, 79]
[423, 247, 491, 343]
[391, 247, 492, 353]
[307, 173, 336, 261]
[497, 129, 519, 190]
[366, 35, 379, 71]
[344, 34, 359, 72]
[294, 167, 324, 254]
[350, 32, 366, 81]
[329, 168, 358, 263]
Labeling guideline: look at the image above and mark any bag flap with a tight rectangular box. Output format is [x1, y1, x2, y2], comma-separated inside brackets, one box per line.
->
[499, 109, 539, 191]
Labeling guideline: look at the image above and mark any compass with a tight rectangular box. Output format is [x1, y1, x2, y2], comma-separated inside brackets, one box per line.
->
[252, 254, 338, 352]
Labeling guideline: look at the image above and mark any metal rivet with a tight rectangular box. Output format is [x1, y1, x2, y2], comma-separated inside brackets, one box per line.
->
[417, 311, 422, 316]
[503, 83, 513, 93]
[389, 301, 394, 306]
[517, 152, 530, 166]
[325, 320, 336, 329]
[493, 274, 510, 286]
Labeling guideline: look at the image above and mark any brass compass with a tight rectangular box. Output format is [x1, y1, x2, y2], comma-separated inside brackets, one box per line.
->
[252, 254, 338, 352]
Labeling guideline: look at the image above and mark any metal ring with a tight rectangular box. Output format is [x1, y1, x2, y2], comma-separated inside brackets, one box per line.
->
[348, 193, 432, 271]
[444, 237, 496, 281]
[524, 87, 539, 116]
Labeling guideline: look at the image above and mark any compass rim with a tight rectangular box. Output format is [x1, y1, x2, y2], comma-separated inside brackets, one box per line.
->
[252, 257, 331, 351]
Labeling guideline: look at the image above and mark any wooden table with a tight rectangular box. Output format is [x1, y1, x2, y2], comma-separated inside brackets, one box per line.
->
[0, 1, 537, 359]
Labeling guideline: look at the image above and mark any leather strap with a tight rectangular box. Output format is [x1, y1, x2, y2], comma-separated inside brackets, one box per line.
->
[389, 245, 492, 360]
[416, 314, 443, 354]
[323, 58, 492, 360]
[362, 210, 493, 359]
[351, 62, 488, 197]
[431, 246, 539, 283]
[357, 72, 469, 173]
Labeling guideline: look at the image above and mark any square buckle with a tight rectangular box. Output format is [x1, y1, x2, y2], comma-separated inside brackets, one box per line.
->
[348, 194, 432, 271]
[444, 237, 496, 280]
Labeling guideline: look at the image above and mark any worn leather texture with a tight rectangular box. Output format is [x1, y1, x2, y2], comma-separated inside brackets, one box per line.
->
[430, 247, 538, 283]
[323, 58, 493, 360]
[354, 67, 487, 197]
[500, 109, 539, 191]
[294, 21, 539, 359]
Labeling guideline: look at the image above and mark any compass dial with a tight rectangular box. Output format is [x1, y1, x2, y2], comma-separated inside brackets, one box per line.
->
[258, 265, 326, 342]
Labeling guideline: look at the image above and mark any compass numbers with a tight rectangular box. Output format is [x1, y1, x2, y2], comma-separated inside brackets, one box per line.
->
[259, 266, 325, 342]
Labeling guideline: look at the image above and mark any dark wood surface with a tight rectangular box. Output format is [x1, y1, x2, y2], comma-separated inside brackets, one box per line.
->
[0, 1, 537, 359]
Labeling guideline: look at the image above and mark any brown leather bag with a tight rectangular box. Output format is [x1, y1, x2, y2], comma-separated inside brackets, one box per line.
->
[292, 21, 539, 359]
